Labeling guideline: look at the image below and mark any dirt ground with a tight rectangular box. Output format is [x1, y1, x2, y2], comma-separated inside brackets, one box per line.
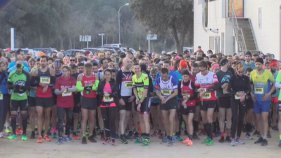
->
[1, 131, 281, 158]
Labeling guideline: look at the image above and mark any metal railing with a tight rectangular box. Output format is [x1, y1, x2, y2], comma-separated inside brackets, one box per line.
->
[248, 19, 258, 51]
[230, 2, 246, 52]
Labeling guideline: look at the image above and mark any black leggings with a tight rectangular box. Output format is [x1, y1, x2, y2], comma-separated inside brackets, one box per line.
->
[231, 99, 246, 139]
[57, 107, 73, 137]
[101, 107, 117, 138]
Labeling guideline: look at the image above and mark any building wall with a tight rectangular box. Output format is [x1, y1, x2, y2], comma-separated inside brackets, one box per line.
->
[194, 0, 235, 55]
[194, 0, 281, 58]
[244, 0, 281, 59]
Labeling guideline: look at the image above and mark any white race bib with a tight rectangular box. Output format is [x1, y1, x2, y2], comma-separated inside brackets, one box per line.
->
[124, 81, 133, 88]
[40, 76, 50, 84]
[254, 88, 264, 94]
[62, 91, 72, 97]
[202, 92, 211, 99]
[0, 93, 3, 100]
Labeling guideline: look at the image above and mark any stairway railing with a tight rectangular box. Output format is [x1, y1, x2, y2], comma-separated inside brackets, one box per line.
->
[230, 1, 246, 52]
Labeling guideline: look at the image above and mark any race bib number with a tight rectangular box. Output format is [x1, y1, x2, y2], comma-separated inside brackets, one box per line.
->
[62, 91, 72, 97]
[125, 82, 133, 88]
[103, 96, 114, 102]
[254, 88, 264, 94]
[161, 90, 172, 96]
[202, 92, 211, 99]
[0, 93, 3, 100]
[40, 76, 50, 84]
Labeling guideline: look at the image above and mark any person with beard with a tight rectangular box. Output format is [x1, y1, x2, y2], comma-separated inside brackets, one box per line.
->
[251, 58, 275, 146]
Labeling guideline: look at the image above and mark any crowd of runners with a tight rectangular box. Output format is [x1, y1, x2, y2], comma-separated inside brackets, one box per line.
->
[0, 47, 281, 147]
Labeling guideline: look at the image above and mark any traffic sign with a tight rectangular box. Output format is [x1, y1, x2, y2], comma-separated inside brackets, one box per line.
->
[146, 34, 157, 40]
[80, 35, 92, 42]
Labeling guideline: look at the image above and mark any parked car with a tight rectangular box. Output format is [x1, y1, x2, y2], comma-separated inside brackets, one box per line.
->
[63, 49, 86, 57]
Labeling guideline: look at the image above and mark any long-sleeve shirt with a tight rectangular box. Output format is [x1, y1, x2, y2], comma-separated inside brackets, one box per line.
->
[230, 74, 251, 95]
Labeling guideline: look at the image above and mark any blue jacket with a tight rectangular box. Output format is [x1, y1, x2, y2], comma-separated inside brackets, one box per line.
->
[0, 71, 9, 94]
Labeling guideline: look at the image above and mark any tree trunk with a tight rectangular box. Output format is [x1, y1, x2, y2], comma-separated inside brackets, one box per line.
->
[171, 24, 181, 54]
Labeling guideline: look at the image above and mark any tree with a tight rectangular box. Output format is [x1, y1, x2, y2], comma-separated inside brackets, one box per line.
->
[130, 0, 193, 53]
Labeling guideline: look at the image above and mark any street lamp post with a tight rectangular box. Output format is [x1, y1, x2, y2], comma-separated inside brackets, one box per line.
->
[118, 3, 129, 44]
[98, 33, 105, 46]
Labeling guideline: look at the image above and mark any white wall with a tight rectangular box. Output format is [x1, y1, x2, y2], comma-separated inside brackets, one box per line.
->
[194, 0, 281, 58]
[194, 0, 235, 55]
[244, 0, 281, 59]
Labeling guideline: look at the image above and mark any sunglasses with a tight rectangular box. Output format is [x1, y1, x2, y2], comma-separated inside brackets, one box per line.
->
[70, 59, 76, 61]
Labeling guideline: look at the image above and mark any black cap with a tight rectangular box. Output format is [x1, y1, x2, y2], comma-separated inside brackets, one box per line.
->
[16, 63, 23, 68]
[255, 57, 264, 64]
[220, 58, 228, 66]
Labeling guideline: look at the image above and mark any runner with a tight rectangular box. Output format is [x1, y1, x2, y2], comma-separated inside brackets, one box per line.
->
[216, 59, 233, 143]
[31, 56, 55, 143]
[28, 58, 37, 139]
[229, 62, 251, 146]
[97, 69, 118, 145]
[155, 67, 178, 145]
[195, 61, 219, 146]
[178, 70, 197, 146]
[0, 61, 9, 138]
[116, 57, 134, 144]
[274, 65, 281, 147]
[7, 62, 30, 141]
[251, 58, 275, 146]
[132, 63, 150, 146]
[76, 63, 99, 144]
[54, 66, 76, 144]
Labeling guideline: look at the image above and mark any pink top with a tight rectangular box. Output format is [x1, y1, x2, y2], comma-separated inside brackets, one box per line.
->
[103, 83, 112, 93]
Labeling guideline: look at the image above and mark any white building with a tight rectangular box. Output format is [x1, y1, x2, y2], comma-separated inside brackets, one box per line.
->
[194, 0, 281, 59]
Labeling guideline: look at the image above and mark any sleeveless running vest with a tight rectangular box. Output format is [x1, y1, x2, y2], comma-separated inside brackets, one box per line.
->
[36, 68, 53, 98]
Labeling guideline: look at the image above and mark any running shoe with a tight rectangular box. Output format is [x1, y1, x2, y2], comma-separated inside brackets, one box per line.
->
[206, 139, 214, 146]
[37, 136, 43, 143]
[21, 135, 28, 141]
[88, 135, 97, 143]
[63, 136, 72, 142]
[231, 139, 237, 146]
[120, 135, 128, 144]
[171, 135, 176, 143]
[142, 138, 150, 146]
[182, 138, 193, 146]
[44, 135, 52, 142]
[261, 139, 268, 146]
[225, 136, 231, 142]
[82, 136, 87, 144]
[7, 134, 17, 140]
[16, 128, 23, 135]
[135, 137, 142, 144]
[102, 137, 110, 145]
[51, 128, 57, 139]
[167, 136, 173, 146]
[162, 136, 168, 143]
[175, 135, 183, 142]
[254, 137, 263, 144]
[30, 131, 35, 139]
[219, 136, 225, 143]
[235, 138, 245, 145]
[57, 137, 64, 145]
[72, 132, 80, 140]
[278, 140, 281, 147]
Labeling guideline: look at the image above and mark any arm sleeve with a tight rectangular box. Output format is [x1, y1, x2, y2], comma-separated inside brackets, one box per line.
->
[92, 80, 99, 91]
[76, 81, 84, 92]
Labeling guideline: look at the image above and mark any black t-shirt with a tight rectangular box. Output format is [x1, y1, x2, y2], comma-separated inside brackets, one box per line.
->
[216, 69, 233, 97]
